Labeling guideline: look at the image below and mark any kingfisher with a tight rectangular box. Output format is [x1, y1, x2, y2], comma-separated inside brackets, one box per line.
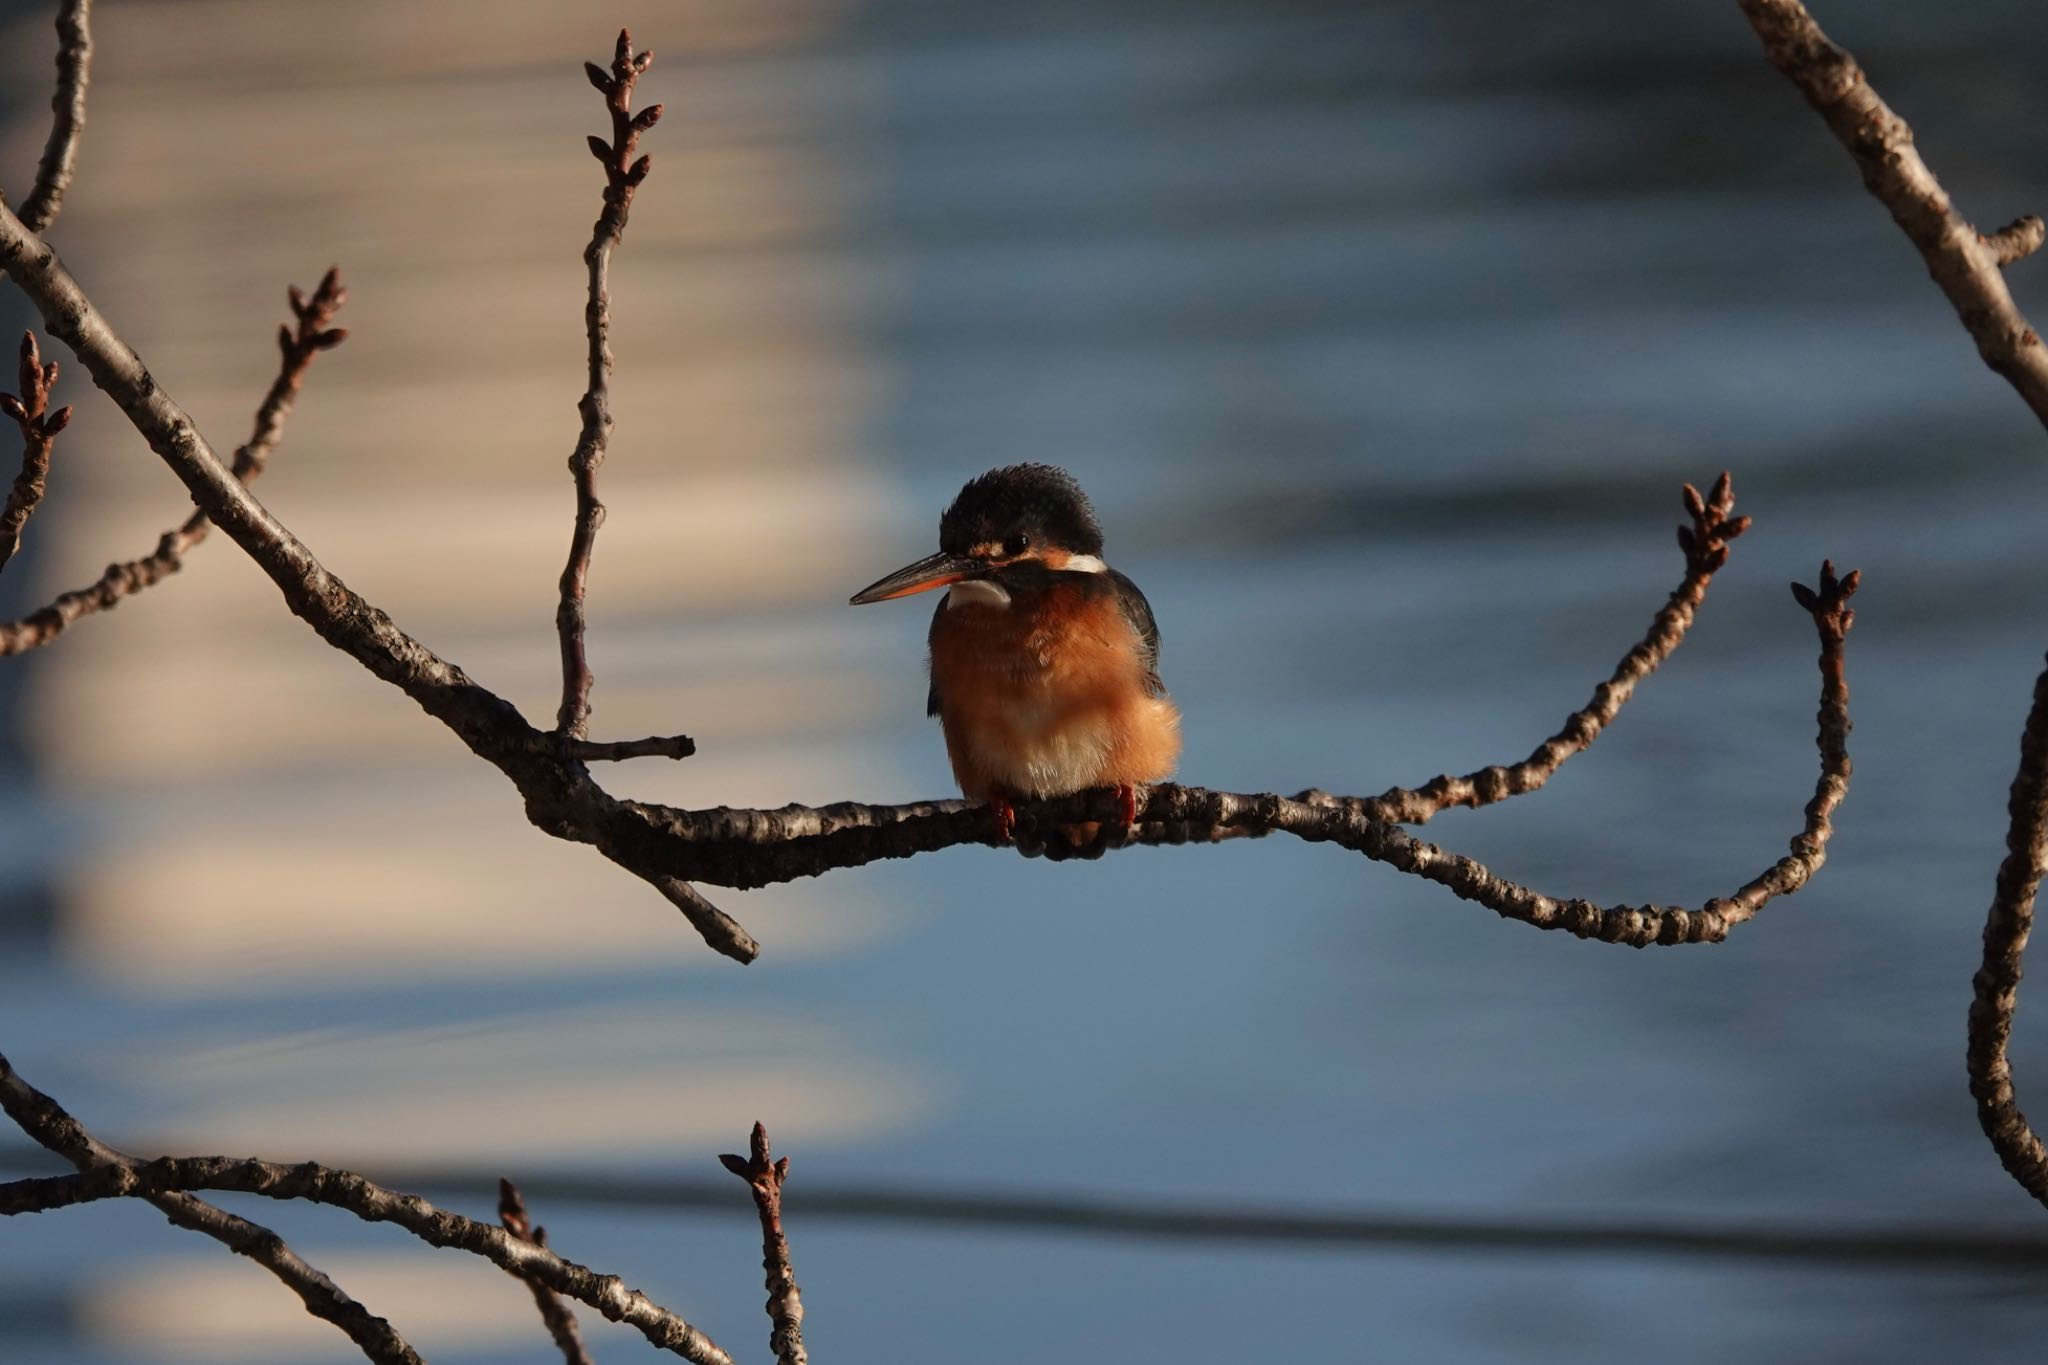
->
[850, 464, 1181, 841]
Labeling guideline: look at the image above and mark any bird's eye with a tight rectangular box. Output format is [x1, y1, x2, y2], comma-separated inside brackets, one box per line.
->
[1003, 532, 1030, 557]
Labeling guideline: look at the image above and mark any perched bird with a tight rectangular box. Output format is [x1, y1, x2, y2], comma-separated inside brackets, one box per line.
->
[850, 464, 1180, 840]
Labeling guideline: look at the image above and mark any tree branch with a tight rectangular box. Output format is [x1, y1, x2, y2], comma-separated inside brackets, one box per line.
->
[0, 332, 69, 575]
[1969, 656, 2048, 1207]
[0, 1054, 736, 1363]
[1736, 0, 2048, 427]
[1358, 472, 1749, 825]
[0, 1052, 423, 1365]
[0, 267, 345, 655]
[566, 733, 697, 762]
[556, 29, 662, 740]
[500, 1178, 598, 1365]
[720, 1124, 806, 1365]
[16, 0, 92, 234]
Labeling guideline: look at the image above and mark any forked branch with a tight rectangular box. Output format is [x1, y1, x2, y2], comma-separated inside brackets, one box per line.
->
[0, 1052, 423, 1365]
[500, 1179, 598, 1365]
[0, 1052, 734, 1364]
[1737, 0, 2048, 425]
[0, 268, 345, 655]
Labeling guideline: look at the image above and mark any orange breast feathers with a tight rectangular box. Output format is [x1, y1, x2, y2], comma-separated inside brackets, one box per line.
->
[928, 582, 1181, 802]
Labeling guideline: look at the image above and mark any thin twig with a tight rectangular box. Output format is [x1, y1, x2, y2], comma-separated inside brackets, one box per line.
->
[720, 1124, 807, 1365]
[0, 267, 344, 655]
[1737, 0, 2048, 428]
[1969, 657, 2048, 1207]
[16, 0, 92, 233]
[500, 1178, 598, 1365]
[0, 332, 69, 575]
[0, 1052, 422, 1365]
[555, 30, 662, 739]
[651, 875, 762, 964]
[1360, 472, 1749, 825]
[567, 733, 696, 761]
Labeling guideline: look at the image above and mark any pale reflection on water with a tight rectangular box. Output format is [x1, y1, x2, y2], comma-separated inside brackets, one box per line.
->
[7, 0, 2048, 1362]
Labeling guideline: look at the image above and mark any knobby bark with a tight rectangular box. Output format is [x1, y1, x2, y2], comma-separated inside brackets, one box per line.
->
[499, 1180, 600, 1365]
[555, 30, 662, 740]
[1737, 0, 2048, 423]
[721, 1125, 807, 1365]
[0, 1052, 737, 1364]
[0, 1052, 424, 1365]
[0, 269, 346, 655]
[1736, 0, 2048, 1211]
[15, 0, 92, 233]
[0, 332, 69, 575]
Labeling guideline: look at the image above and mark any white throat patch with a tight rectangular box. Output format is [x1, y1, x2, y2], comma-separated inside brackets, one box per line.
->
[1063, 554, 1107, 574]
[945, 579, 1012, 611]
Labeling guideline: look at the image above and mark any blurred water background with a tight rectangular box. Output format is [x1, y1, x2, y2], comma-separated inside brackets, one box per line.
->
[6, 0, 2048, 1360]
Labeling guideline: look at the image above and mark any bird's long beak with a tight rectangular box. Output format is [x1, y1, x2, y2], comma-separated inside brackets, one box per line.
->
[849, 550, 983, 605]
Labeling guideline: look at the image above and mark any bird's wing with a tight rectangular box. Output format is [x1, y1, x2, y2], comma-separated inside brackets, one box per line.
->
[926, 596, 945, 717]
[1109, 568, 1166, 697]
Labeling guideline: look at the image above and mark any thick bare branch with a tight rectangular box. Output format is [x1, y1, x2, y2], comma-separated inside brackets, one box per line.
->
[0, 267, 345, 655]
[1969, 657, 2048, 1207]
[16, 0, 92, 233]
[720, 1124, 807, 1365]
[0, 332, 69, 575]
[0, 1052, 423, 1365]
[1736, 0, 2048, 429]
[556, 29, 663, 739]
[500, 1179, 598, 1365]
[1362, 472, 1749, 825]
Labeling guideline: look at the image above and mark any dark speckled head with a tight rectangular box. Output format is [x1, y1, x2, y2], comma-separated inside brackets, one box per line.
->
[938, 464, 1104, 557]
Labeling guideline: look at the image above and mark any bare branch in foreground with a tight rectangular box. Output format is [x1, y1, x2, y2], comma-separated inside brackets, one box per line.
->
[0, 267, 344, 656]
[0, 332, 69, 575]
[0, 1052, 735, 1364]
[556, 29, 663, 740]
[1737, 0, 2048, 428]
[16, 0, 92, 233]
[0, 1052, 423, 1365]
[501, 1179, 598, 1365]
[0, 78, 1853, 963]
[720, 1123, 807, 1365]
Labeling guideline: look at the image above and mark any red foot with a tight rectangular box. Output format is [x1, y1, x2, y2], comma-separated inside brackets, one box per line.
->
[991, 797, 1016, 845]
[1115, 783, 1138, 828]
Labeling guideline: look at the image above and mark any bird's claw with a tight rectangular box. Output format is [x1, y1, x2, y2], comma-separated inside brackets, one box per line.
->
[990, 797, 1017, 845]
